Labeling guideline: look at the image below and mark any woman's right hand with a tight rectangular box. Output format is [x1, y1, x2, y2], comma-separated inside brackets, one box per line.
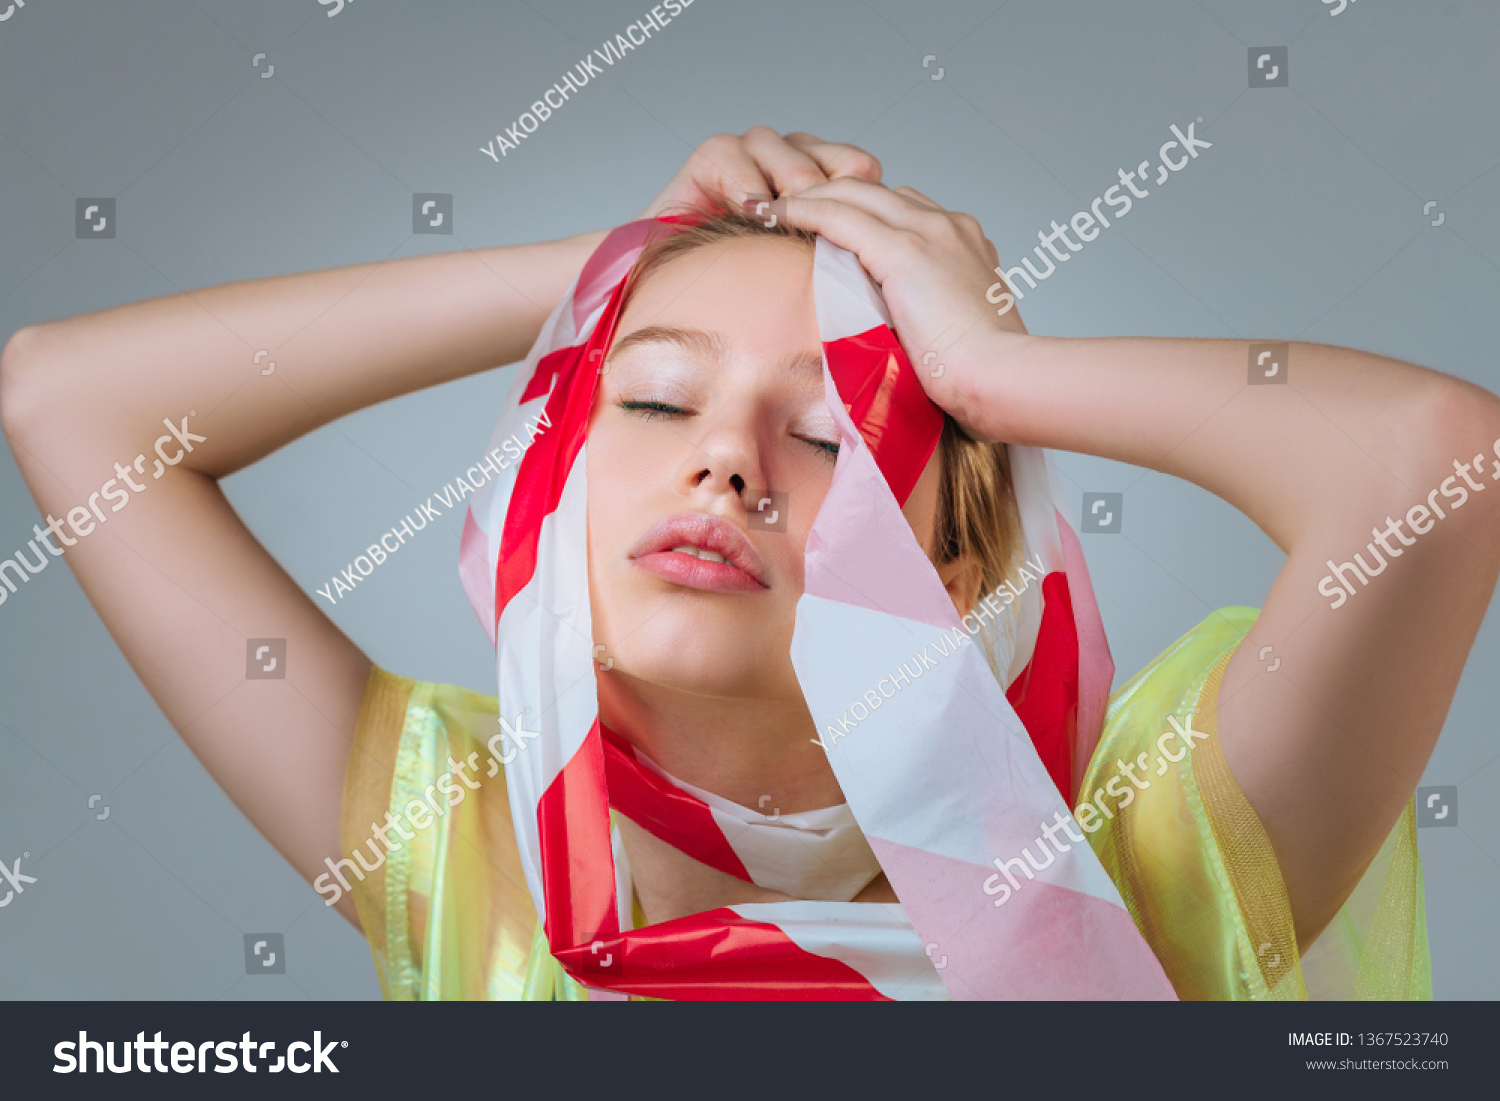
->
[637, 127, 884, 220]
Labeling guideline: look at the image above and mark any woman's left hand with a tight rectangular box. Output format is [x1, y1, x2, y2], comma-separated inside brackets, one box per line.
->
[637, 127, 884, 221]
[773, 180, 1027, 440]
[778, 181, 1500, 960]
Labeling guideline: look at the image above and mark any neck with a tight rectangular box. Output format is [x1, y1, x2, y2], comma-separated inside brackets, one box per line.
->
[596, 672, 844, 814]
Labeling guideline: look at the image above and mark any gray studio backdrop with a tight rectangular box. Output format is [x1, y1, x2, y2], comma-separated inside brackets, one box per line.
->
[1, 0, 1497, 999]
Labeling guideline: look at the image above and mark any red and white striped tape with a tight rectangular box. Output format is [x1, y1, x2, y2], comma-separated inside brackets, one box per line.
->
[459, 217, 1175, 1000]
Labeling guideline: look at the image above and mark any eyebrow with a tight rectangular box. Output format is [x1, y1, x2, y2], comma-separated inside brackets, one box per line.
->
[607, 325, 824, 381]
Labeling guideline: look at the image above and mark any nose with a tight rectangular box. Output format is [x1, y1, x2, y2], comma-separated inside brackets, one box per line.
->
[677, 413, 766, 512]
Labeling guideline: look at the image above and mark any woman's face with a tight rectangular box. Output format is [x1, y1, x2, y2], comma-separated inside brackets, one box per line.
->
[585, 237, 944, 702]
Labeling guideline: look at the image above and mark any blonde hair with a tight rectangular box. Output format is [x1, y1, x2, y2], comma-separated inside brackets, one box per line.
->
[622, 204, 1024, 678]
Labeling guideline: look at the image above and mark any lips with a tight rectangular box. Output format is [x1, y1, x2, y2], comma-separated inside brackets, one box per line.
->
[628, 513, 769, 593]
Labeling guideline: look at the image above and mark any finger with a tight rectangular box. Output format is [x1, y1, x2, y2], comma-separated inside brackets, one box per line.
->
[671, 133, 776, 211]
[795, 182, 1004, 282]
[893, 185, 944, 212]
[893, 186, 991, 258]
[787, 177, 943, 233]
[771, 193, 917, 288]
[783, 133, 883, 185]
[981, 235, 1000, 270]
[738, 125, 830, 198]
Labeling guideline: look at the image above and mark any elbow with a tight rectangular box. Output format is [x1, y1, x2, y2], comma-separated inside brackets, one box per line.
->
[0, 323, 51, 449]
[1420, 377, 1500, 465]
[1403, 377, 1500, 535]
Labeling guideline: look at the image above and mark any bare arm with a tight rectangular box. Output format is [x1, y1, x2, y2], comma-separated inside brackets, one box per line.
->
[0, 127, 884, 930]
[776, 179, 1500, 948]
[964, 334, 1500, 950]
[0, 231, 607, 926]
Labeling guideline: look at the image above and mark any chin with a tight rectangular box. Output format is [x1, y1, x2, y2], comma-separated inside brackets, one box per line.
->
[612, 617, 800, 702]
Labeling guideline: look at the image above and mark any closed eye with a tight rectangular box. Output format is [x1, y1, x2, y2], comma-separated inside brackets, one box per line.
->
[620, 400, 839, 459]
[618, 399, 692, 421]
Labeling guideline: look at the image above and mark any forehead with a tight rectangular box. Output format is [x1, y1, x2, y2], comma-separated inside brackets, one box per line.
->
[612, 238, 819, 363]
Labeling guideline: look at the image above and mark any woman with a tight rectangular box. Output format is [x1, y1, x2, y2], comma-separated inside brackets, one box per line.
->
[3, 128, 1497, 1000]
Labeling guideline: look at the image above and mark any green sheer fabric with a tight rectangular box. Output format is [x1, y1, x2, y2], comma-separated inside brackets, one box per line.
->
[1082, 607, 1430, 1001]
[341, 607, 1429, 1000]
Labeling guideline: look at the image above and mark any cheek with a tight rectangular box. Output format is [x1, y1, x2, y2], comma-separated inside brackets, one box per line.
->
[584, 414, 677, 543]
[584, 426, 645, 570]
[587, 410, 674, 481]
[758, 453, 839, 594]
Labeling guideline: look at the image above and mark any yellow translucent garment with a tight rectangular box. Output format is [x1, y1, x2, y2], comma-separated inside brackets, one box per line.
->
[341, 607, 1429, 1000]
[1082, 607, 1429, 1000]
